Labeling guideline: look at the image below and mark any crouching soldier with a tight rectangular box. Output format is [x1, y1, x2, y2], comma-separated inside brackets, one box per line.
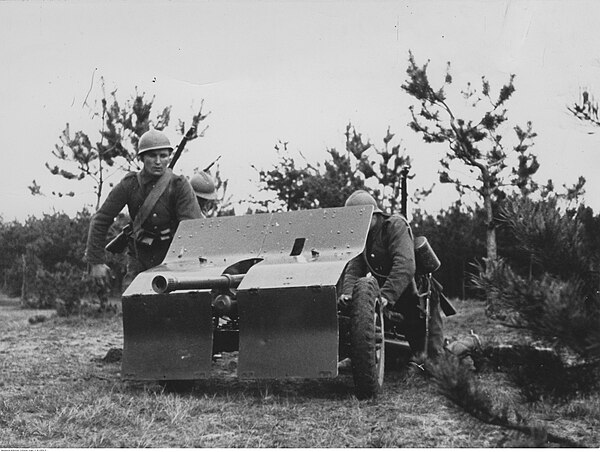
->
[339, 190, 445, 362]
[190, 171, 219, 216]
[84, 128, 203, 292]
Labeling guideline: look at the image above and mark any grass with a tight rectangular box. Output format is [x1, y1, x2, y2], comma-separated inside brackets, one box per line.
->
[0, 295, 598, 447]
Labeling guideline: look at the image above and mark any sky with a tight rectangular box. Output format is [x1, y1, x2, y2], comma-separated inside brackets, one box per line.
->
[1, 0, 599, 222]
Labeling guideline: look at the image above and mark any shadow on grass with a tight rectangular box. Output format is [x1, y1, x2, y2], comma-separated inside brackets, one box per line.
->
[122, 373, 359, 401]
[120, 366, 414, 402]
[116, 344, 418, 402]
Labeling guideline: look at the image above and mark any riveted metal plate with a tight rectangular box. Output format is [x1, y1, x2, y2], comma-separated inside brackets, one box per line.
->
[239, 205, 374, 289]
[121, 292, 213, 380]
[237, 286, 338, 379]
[123, 206, 373, 296]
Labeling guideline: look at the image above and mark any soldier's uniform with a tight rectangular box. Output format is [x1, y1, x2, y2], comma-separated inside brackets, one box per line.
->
[85, 169, 202, 291]
[341, 195, 444, 359]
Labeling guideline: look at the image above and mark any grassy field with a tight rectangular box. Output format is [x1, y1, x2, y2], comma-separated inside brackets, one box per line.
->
[0, 296, 598, 448]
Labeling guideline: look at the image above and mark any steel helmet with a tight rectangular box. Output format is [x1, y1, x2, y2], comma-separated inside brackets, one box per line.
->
[137, 129, 173, 157]
[344, 190, 382, 213]
[190, 172, 218, 200]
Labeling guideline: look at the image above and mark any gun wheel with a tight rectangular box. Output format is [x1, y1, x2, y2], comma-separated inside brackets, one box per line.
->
[350, 276, 385, 399]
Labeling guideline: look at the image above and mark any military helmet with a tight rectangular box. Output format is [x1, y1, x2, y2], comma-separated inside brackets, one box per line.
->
[344, 190, 382, 213]
[137, 129, 173, 157]
[190, 172, 218, 200]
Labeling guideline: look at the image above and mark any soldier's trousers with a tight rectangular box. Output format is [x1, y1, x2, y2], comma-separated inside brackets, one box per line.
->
[396, 294, 444, 359]
[121, 241, 170, 293]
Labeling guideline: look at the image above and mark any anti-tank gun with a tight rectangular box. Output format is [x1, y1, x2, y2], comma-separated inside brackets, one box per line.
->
[120, 205, 452, 398]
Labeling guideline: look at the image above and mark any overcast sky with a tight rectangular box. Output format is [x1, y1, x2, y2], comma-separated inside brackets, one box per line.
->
[1, 0, 599, 222]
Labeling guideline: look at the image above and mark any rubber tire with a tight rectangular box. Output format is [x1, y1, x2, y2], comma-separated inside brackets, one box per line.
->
[349, 276, 385, 399]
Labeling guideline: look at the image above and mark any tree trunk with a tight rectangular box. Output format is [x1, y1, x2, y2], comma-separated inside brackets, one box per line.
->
[461, 259, 465, 299]
[20, 253, 26, 305]
[96, 154, 103, 211]
[483, 184, 497, 262]
[482, 182, 497, 307]
[486, 222, 497, 261]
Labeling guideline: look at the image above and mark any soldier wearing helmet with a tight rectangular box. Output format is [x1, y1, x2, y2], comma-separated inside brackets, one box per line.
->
[85, 128, 202, 291]
[339, 190, 445, 362]
[190, 171, 219, 216]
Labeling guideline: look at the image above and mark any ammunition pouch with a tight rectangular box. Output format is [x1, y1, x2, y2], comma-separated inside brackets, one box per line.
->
[105, 224, 174, 253]
[134, 227, 173, 248]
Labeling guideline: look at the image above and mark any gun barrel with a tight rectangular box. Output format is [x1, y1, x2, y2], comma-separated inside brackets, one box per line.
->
[152, 273, 245, 294]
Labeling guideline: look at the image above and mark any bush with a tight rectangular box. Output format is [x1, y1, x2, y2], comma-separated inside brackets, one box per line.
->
[0, 209, 108, 314]
[40, 262, 92, 316]
[471, 340, 600, 402]
[471, 195, 600, 360]
[473, 259, 600, 360]
[509, 352, 600, 402]
[499, 196, 599, 299]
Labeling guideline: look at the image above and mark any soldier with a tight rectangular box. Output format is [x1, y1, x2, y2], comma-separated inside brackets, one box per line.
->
[339, 190, 445, 362]
[85, 128, 203, 292]
[190, 171, 219, 216]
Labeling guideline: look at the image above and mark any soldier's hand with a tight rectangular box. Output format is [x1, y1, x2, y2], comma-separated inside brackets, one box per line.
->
[381, 298, 404, 323]
[337, 294, 352, 310]
[380, 296, 389, 308]
[90, 264, 113, 288]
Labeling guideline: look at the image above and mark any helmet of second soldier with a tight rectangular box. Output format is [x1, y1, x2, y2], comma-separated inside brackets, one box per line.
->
[190, 172, 219, 200]
[137, 129, 174, 157]
[344, 190, 383, 213]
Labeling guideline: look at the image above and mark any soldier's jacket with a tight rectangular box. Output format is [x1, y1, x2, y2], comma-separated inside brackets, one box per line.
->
[84, 169, 202, 265]
[342, 213, 416, 305]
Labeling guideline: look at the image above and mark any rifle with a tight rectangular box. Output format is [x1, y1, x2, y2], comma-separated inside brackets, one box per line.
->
[203, 155, 221, 173]
[105, 125, 197, 254]
[400, 165, 410, 218]
[415, 273, 455, 359]
[169, 124, 197, 170]
[432, 277, 457, 316]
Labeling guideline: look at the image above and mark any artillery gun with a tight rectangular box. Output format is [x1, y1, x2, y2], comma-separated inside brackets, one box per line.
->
[121, 205, 431, 398]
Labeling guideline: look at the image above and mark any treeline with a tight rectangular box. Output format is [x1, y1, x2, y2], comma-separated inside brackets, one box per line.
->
[0, 210, 127, 314]
[411, 197, 600, 301]
[2, 195, 598, 307]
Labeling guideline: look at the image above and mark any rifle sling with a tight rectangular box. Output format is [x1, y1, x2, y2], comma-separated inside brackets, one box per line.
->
[132, 168, 173, 239]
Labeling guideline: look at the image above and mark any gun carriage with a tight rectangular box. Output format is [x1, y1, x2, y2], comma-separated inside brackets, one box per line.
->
[121, 205, 442, 398]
